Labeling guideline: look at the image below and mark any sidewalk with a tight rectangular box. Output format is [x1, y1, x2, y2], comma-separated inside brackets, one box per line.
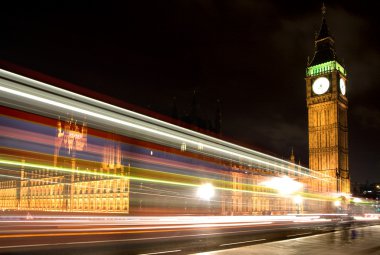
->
[195, 225, 380, 255]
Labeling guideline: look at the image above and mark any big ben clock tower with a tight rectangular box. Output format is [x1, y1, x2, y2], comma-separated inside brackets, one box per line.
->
[306, 4, 350, 194]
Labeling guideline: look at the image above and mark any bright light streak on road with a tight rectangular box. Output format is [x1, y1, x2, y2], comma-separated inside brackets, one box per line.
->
[0, 215, 339, 225]
[0, 213, 377, 254]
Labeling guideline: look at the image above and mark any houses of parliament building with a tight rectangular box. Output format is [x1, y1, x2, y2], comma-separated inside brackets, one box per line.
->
[0, 115, 130, 213]
[0, 111, 309, 215]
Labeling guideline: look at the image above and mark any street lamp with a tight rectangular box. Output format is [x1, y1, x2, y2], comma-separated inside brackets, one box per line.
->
[197, 183, 215, 201]
[334, 200, 341, 213]
[197, 183, 215, 215]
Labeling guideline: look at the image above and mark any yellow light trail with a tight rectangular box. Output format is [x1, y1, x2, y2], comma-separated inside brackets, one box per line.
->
[0, 159, 339, 203]
[0, 68, 333, 182]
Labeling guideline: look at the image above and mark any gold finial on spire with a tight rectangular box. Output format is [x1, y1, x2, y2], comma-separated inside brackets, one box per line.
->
[321, 2, 326, 17]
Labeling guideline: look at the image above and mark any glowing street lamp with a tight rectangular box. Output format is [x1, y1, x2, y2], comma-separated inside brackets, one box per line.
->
[197, 183, 215, 201]
[334, 200, 341, 207]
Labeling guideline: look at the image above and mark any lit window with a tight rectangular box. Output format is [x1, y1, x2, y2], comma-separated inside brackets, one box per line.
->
[181, 142, 186, 152]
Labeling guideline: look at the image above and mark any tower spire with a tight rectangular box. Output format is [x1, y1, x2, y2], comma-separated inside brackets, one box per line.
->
[290, 147, 295, 164]
[308, 3, 337, 66]
[321, 2, 326, 17]
[316, 3, 331, 40]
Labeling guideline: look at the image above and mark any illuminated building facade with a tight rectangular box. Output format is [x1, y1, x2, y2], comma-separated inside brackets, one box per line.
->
[0, 115, 130, 213]
[221, 156, 306, 215]
[0, 109, 313, 215]
[306, 5, 350, 195]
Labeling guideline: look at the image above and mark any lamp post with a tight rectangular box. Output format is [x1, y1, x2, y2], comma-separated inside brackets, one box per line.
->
[197, 183, 215, 214]
[334, 200, 341, 213]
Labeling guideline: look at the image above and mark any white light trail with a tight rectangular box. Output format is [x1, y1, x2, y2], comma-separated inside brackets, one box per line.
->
[0, 68, 311, 170]
[0, 68, 333, 181]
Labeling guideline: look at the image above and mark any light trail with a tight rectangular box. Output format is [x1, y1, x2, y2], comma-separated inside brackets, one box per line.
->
[0, 229, 244, 251]
[0, 158, 276, 196]
[0, 217, 352, 252]
[0, 215, 336, 227]
[0, 68, 307, 167]
[0, 215, 326, 240]
[0, 158, 338, 203]
[1, 213, 376, 253]
[0, 221, 276, 237]
[0, 68, 333, 181]
[0, 132, 234, 183]
[2, 68, 363, 217]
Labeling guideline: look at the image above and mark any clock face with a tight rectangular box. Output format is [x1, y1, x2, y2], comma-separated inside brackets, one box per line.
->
[339, 78, 346, 95]
[312, 77, 330, 95]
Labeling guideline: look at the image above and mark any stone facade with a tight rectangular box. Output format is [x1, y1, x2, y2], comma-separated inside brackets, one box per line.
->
[306, 6, 350, 195]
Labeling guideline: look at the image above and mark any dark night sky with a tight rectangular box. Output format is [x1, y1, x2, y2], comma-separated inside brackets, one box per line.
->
[1, 1, 379, 184]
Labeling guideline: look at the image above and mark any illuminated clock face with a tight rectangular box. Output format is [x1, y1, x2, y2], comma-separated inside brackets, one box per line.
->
[312, 77, 330, 95]
[339, 78, 346, 95]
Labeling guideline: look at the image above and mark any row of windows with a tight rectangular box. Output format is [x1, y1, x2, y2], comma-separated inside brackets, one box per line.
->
[0, 181, 16, 189]
[227, 197, 299, 214]
[0, 190, 16, 197]
[20, 187, 129, 197]
[14, 198, 129, 212]
[18, 180, 129, 196]
[21, 172, 127, 186]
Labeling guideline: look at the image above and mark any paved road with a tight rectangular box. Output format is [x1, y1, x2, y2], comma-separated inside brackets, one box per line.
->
[195, 224, 380, 255]
[0, 215, 378, 254]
